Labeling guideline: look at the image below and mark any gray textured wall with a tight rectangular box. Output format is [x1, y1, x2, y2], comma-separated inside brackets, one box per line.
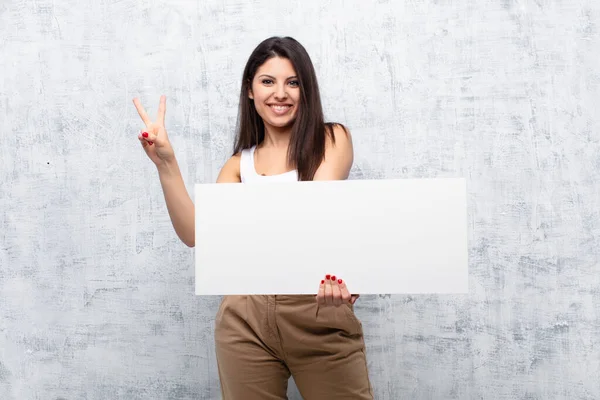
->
[1, 0, 599, 399]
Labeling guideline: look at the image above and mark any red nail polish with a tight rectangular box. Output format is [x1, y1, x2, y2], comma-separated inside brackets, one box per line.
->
[325, 274, 331, 280]
[331, 275, 336, 281]
[148, 141, 153, 145]
[142, 132, 148, 138]
[338, 279, 342, 284]
[321, 280, 325, 284]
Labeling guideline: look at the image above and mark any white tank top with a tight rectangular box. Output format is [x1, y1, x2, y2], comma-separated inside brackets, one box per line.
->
[240, 145, 298, 183]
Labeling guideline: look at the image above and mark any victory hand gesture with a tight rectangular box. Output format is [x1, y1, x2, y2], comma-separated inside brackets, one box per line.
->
[133, 95, 174, 166]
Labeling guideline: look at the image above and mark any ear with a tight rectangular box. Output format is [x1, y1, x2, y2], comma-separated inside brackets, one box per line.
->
[247, 79, 254, 100]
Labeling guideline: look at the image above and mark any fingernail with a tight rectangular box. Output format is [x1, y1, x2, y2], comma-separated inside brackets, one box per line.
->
[325, 274, 331, 280]
[338, 279, 342, 284]
[142, 132, 149, 138]
[321, 280, 325, 284]
[331, 275, 336, 281]
[148, 141, 153, 145]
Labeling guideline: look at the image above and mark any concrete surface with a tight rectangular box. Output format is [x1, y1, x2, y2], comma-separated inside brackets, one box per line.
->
[1, 0, 599, 398]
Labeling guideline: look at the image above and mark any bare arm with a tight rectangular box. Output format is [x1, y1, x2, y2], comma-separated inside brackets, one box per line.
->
[156, 159, 196, 247]
[133, 95, 241, 248]
[158, 154, 241, 247]
[313, 124, 354, 181]
[313, 124, 359, 306]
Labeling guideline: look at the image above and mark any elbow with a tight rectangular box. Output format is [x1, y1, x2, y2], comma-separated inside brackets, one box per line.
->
[179, 233, 195, 248]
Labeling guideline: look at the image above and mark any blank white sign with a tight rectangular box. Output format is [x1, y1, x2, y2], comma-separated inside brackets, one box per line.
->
[194, 178, 468, 295]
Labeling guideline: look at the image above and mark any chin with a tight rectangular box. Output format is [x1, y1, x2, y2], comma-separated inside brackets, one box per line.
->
[268, 118, 296, 128]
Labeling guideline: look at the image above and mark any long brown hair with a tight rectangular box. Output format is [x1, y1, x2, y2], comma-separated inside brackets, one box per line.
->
[232, 36, 346, 181]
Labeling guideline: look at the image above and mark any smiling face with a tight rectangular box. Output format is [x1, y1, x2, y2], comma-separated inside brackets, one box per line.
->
[248, 56, 300, 132]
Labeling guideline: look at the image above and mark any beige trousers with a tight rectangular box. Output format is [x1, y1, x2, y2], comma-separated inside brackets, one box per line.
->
[214, 294, 373, 399]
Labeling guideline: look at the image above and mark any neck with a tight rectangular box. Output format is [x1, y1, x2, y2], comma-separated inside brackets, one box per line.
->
[261, 124, 292, 149]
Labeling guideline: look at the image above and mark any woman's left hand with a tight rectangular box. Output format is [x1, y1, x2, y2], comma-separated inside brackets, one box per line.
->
[316, 275, 360, 306]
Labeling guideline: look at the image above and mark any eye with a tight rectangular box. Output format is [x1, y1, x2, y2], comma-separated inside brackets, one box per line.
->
[261, 79, 273, 85]
[288, 80, 299, 87]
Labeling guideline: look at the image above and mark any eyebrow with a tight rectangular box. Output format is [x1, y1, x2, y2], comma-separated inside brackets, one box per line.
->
[257, 74, 298, 80]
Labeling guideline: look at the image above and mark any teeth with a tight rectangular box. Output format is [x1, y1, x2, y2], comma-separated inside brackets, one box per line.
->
[270, 105, 291, 111]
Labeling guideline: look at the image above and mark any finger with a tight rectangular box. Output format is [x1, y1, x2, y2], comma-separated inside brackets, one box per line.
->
[324, 275, 333, 306]
[156, 95, 166, 126]
[140, 129, 157, 143]
[138, 132, 149, 148]
[337, 278, 352, 304]
[351, 294, 360, 305]
[316, 279, 325, 305]
[139, 130, 154, 146]
[133, 97, 152, 126]
[331, 275, 342, 307]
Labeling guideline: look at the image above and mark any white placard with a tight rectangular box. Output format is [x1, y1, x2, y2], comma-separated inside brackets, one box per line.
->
[194, 178, 468, 295]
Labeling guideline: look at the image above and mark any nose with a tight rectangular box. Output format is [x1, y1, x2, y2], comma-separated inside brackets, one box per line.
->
[274, 84, 287, 99]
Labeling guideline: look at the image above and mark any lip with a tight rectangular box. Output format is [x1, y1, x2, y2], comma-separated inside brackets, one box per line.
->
[267, 104, 294, 116]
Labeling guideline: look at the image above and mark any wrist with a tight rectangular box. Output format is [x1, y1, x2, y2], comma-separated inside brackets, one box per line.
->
[156, 157, 179, 175]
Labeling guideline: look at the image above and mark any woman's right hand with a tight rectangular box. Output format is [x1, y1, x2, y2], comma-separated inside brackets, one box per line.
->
[132, 95, 175, 166]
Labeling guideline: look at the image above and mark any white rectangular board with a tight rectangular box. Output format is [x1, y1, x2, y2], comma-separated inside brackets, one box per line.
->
[194, 178, 468, 295]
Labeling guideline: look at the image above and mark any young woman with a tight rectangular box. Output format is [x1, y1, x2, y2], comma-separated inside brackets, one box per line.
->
[133, 36, 373, 399]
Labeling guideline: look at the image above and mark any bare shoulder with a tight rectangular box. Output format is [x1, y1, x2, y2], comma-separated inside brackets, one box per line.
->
[328, 123, 353, 145]
[313, 123, 354, 181]
[216, 152, 242, 183]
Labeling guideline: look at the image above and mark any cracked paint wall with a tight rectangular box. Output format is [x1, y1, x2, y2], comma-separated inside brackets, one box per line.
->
[1, 0, 599, 399]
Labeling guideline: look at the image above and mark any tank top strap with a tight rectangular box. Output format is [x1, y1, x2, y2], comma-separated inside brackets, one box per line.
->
[239, 145, 257, 183]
